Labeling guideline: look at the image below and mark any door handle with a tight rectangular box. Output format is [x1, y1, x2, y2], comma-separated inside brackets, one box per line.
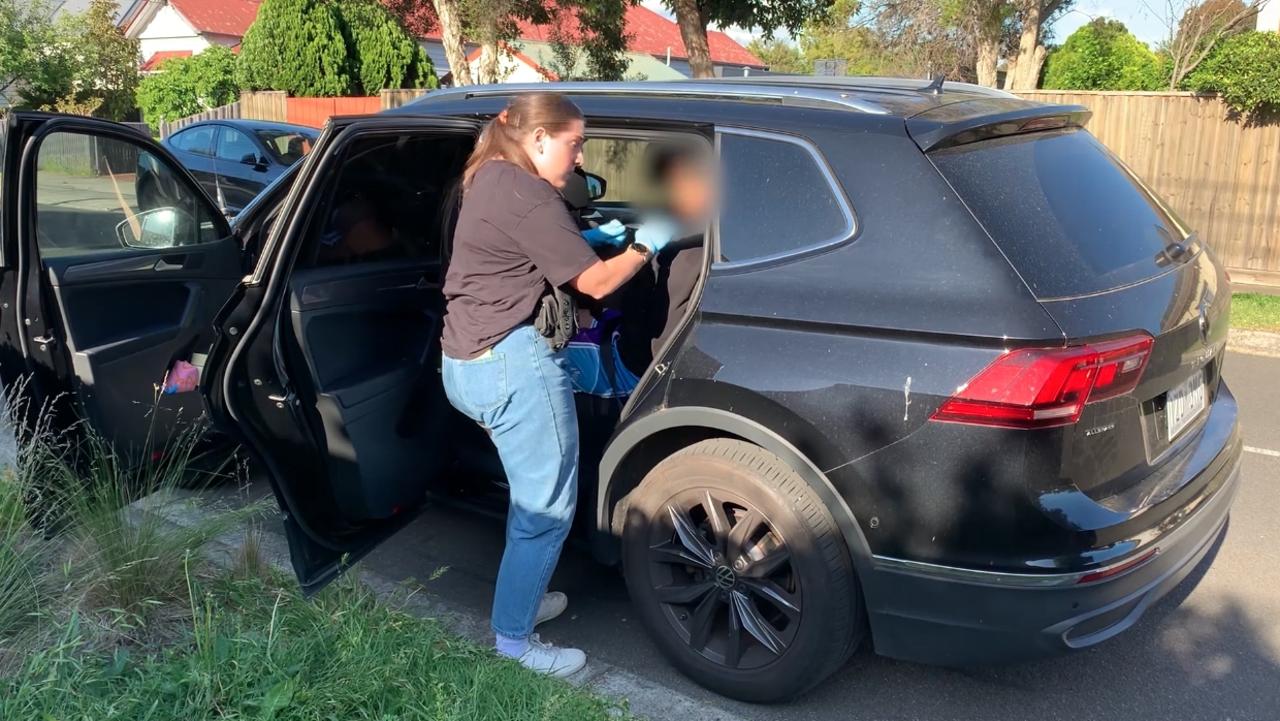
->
[154, 258, 185, 271]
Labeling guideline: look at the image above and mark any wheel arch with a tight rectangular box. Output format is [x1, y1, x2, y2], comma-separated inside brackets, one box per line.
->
[595, 406, 874, 576]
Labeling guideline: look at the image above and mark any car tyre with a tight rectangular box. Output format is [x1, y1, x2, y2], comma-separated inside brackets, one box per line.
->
[621, 438, 864, 702]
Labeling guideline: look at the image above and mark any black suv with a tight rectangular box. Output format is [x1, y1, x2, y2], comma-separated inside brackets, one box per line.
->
[0, 78, 1241, 702]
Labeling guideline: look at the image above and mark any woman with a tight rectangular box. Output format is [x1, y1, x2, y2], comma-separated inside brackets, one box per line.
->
[440, 93, 674, 678]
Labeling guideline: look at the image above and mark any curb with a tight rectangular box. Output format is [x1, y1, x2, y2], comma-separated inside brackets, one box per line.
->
[130, 489, 748, 721]
[1229, 328, 1280, 358]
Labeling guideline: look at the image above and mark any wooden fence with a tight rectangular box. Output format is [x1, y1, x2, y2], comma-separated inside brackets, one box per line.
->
[1017, 90, 1280, 285]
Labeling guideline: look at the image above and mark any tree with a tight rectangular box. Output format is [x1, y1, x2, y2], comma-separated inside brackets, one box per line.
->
[1151, 0, 1263, 91]
[380, 0, 438, 36]
[78, 0, 140, 120]
[663, 0, 834, 79]
[1042, 18, 1164, 90]
[1186, 29, 1280, 116]
[797, 1, 899, 76]
[421, 0, 630, 86]
[136, 46, 239, 122]
[238, 0, 355, 96]
[430, 0, 472, 85]
[747, 38, 806, 73]
[0, 0, 77, 109]
[341, 0, 438, 93]
[867, 0, 984, 81]
[1003, 0, 1073, 90]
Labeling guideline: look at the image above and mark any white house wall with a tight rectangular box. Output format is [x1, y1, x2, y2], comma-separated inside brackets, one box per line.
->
[1258, 1, 1280, 32]
[137, 5, 210, 61]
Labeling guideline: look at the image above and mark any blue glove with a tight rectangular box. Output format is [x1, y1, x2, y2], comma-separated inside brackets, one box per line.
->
[634, 217, 681, 256]
[581, 219, 628, 248]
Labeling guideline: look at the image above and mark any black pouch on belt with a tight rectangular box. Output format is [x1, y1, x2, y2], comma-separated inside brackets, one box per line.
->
[533, 284, 578, 351]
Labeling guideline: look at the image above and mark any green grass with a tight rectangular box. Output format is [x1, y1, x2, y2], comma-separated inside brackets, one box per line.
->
[0, 383, 630, 720]
[1232, 293, 1280, 332]
[1, 571, 628, 721]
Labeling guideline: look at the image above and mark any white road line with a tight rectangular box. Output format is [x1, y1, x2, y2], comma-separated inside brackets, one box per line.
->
[1244, 445, 1280, 458]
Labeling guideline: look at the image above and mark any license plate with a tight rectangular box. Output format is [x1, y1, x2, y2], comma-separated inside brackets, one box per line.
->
[1165, 370, 1207, 441]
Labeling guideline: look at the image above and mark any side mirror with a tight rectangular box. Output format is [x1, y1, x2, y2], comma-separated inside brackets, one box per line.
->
[583, 172, 607, 201]
[115, 207, 191, 249]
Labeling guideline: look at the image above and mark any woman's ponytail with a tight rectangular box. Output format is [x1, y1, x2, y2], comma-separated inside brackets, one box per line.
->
[462, 93, 583, 189]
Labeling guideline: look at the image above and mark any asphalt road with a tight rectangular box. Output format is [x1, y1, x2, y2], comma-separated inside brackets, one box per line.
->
[339, 350, 1280, 721]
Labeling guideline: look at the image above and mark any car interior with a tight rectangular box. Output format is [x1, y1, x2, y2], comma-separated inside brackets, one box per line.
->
[274, 128, 709, 531]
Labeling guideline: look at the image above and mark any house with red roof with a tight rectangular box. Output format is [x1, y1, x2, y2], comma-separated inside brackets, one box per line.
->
[119, 0, 763, 81]
[119, 0, 258, 71]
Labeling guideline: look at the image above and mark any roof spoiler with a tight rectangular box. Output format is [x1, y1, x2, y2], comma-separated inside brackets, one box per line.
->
[907, 98, 1091, 152]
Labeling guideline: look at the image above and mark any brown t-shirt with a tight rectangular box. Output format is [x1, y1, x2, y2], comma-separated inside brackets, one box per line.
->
[441, 160, 600, 359]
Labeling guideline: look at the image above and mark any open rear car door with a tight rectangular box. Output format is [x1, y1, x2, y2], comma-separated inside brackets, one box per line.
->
[202, 115, 483, 593]
[0, 112, 239, 451]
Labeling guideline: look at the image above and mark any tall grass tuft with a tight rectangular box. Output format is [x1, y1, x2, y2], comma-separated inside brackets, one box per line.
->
[1, 377, 255, 641]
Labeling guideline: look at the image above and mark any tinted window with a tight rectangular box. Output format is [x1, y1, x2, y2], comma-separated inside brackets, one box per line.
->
[301, 132, 472, 268]
[216, 126, 259, 163]
[931, 129, 1190, 299]
[36, 131, 220, 257]
[717, 132, 850, 264]
[170, 126, 214, 156]
[255, 128, 316, 166]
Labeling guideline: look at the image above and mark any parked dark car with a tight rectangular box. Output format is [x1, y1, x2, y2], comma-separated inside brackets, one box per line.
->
[0, 78, 1241, 702]
[162, 119, 317, 215]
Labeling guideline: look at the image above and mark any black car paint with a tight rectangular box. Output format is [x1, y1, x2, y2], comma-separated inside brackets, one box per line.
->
[1, 80, 1242, 672]
[164, 120, 316, 216]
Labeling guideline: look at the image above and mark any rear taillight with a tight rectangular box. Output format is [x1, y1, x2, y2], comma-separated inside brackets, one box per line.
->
[932, 334, 1154, 429]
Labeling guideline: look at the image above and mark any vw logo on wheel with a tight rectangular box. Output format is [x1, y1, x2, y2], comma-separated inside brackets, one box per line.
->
[714, 565, 737, 589]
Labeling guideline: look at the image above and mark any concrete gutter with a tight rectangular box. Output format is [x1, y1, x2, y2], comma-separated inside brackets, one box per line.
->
[1229, 329, 1280, 359]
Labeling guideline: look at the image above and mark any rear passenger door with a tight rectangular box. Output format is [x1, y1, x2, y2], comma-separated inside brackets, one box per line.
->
[0, 113, 239, 451]
[204, 115, 483, 593]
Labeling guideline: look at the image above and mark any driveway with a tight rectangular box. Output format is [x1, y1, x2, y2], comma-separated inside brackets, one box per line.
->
[326, 350, 1280, 721]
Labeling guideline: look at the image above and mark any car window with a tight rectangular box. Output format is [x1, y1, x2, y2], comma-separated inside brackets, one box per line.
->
[216, 126, 260, 164]
[170, 125, 214, 156]
[930, 129, 1192, 299]
[35, 130, 221, 257]
[299, 132, 473, 268]
[717, 131, 852, 265]
[582, 137, 663, 205]
[255, 128, 316, 166]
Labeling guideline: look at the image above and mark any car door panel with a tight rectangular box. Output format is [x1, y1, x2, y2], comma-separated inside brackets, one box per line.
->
[287, 260, 448, 522]
[3, 114, 237, 453]
[41, 240, 241, 449]
[203, 116, 483, 593]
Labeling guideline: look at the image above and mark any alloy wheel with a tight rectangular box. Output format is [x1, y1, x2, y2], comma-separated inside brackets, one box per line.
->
[645, 489, 801, 671]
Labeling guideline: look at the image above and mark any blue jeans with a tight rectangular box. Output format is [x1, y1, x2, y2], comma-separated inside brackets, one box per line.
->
[441, 324, 579, 639]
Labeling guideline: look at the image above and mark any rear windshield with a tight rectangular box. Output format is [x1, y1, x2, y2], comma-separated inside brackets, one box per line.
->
[931, 128, 1190, 299]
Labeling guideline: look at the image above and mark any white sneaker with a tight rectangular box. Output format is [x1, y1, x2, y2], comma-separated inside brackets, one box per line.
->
[513, 634, 587, 678]
[535, 591, 568, 626]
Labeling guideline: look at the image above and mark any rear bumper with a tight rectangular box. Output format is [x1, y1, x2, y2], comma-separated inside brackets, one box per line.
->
[863, 445, 1242, 666]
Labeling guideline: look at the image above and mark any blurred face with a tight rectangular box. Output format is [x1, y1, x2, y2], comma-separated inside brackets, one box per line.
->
[526, 119, 585, 189]
[665, 157, 715, 224]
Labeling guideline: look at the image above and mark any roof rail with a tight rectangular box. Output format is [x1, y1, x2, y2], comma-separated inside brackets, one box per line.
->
[417, 81, 892, 115]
